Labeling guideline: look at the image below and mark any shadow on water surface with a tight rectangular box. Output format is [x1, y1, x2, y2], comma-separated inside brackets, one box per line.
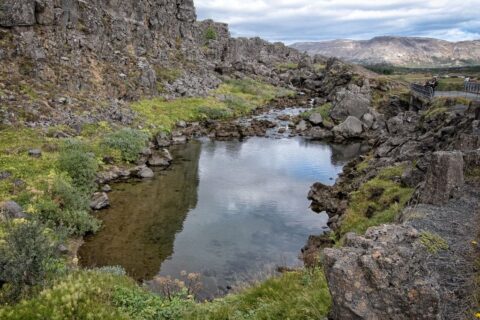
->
[80, 137, 365, 298]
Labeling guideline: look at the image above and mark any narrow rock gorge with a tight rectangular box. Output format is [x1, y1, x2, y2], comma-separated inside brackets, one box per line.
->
[0, 0, 479, 319]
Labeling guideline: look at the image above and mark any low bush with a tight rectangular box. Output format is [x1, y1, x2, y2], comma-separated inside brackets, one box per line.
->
[204, 27, 217, 41]
[0, 220, 61, 303]
[57, 139, 98, 192]
[197, 106, 232, 120]
[34, 174, 100, 237]
[103, 128, 149, 163]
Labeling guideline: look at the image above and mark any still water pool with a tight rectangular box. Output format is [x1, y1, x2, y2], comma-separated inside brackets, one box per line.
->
[80, 137, 365, 298]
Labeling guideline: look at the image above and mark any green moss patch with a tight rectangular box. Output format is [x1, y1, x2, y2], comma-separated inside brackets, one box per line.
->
[338, 165, 414, 239]
[419, 232, 449, 254]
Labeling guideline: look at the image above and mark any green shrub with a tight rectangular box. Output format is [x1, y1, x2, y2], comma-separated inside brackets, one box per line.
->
[0, 220, 61, 303]
[57, 139, 98, 192]
[51, 174, 89, 211]
[35, 198, 100, 237]
[103, 128, 149, 163]
[197, 106, 232, 120]
[34, 175, 101, 237]
[112, 285, 191, 320]
[204, 27, 217, 41]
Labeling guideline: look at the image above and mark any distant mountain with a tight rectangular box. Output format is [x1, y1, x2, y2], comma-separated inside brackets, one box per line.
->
[291, 36, 480, 67]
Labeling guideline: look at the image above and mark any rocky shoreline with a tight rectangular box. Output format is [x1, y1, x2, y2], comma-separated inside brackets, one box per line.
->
[1, 0, 480, 318]
[305, 95, 480, 318]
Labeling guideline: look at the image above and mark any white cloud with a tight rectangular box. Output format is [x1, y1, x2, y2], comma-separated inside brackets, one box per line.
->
[195, 0, 480, 43]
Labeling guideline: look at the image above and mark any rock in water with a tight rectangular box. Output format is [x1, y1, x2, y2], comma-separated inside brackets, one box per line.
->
[307, 182, 340, 214]
[101, 184, 112, 193]
[132, 165, 154, 179]
[90, 192, 110, 210]
[419, 151, 464, 205]
[148, 149, 173, 167]
[296, 120, 308, 132]
[332, 116, 363, 139]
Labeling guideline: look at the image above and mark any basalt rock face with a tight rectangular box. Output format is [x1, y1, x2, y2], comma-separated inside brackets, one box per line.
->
[0, 0, 306, 127]
[419, 151, 464, 205]
[312, 97, 480, 319]
[324, 225, 442, 320]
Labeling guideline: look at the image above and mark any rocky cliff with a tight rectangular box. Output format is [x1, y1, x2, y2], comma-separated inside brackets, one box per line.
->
[0, 0, 305, 127]
[291, 36, 480, 67]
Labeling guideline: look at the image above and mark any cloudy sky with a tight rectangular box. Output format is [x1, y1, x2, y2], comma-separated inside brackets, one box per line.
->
[195, 0, 480, 44]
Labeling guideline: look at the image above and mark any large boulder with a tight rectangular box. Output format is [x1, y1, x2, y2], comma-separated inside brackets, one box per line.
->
[332, 116, 364, 139]
[419, 151, 464, 205]
[324, 225, 441, 320]
[0, 0, 36, 27]
[330, 85, 371, 122]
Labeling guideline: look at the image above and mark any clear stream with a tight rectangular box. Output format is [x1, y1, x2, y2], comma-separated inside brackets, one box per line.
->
[79, 135, 366, 298]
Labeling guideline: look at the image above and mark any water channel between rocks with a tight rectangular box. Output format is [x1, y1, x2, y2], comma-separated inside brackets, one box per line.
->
[80, 130, 366, 299]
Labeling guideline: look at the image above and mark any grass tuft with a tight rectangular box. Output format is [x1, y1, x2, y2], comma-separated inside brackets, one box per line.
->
[419, 232, 449, 254]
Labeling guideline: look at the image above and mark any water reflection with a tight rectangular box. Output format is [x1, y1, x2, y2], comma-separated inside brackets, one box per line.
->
[80, 142, 201, 280]
[80, 137, 363, 298]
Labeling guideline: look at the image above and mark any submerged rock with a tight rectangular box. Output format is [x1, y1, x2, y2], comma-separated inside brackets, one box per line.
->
[132, 165, 154, 179]
[90, 192, 110, 210]
[101, 184, 112, 193]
